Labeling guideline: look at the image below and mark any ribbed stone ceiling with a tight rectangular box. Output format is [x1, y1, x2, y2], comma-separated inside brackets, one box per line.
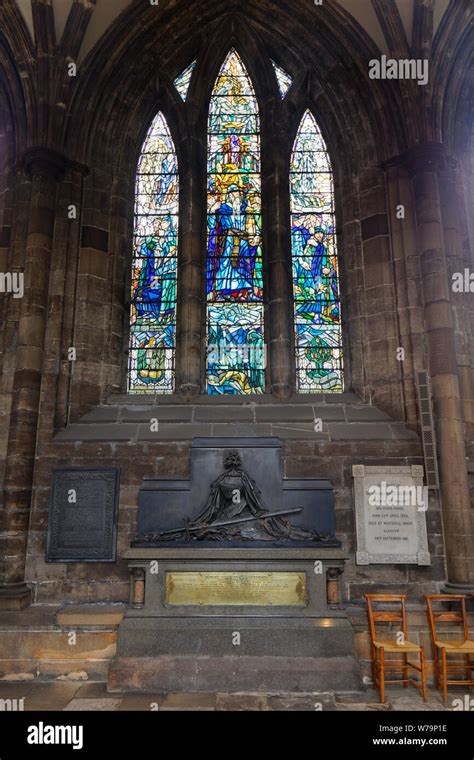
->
[14, 0, 451, 62]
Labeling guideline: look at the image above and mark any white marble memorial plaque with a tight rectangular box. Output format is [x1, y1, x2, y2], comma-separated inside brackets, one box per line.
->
[352, 465, 430, 566]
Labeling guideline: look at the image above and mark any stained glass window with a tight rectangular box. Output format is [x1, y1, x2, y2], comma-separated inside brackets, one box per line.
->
[271, 60, 292, 98]
[290, 111, 343, 392]
[206, 50, 265, 395]
[128, 112, 178, 394]
[174, 61, 196, 101]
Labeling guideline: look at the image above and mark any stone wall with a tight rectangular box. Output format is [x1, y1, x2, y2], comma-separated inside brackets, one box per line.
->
[24, 398, 445, 604]
[0, 0, 473, 610]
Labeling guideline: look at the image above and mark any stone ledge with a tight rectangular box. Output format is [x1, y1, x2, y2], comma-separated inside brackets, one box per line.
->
[0, 606, 58, 629]
[109, 392, 366, 406]
[53, 400, 420, 443]
[124, 547, 350, 560]
[56, 605, 126, 627]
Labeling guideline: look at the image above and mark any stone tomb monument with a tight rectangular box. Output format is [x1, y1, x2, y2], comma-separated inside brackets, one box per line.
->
[108, 438, 361, 693]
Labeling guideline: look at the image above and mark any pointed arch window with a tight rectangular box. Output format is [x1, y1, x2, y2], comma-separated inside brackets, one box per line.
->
[128, 112, 178, 394]
[127, 59, 345, 397]
[206, 50, 264, 395]
[290, 111, 343, 392]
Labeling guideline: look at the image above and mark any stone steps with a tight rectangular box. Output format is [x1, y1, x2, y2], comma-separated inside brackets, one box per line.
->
[55, 395, 419, 442]
[0, 605, 124, 682]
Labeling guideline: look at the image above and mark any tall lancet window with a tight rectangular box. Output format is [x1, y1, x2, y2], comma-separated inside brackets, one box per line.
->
[290, 111, 343, 392]
[206, 50, 264, 395]
[128, 112, 178, 394]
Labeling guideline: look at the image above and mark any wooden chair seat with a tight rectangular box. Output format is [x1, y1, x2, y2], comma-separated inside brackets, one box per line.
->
[374, 640, 422, 653]
[425, 594, 474, 704]
[434, 639, 474, 653]
[365, 595, 427, 704]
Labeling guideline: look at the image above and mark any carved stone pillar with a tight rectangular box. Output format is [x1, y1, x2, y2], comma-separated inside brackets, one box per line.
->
[0, 148, 67, 609]
[266, 123, 294, 400]
[175, 136, 204, 400]
[404, 142, 474, 591]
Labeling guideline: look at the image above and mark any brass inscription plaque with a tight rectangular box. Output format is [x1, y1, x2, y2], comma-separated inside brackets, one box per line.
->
[165, 571, 307, 606]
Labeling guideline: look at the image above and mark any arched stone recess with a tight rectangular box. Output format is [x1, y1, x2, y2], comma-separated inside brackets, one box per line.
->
[50, 0, 417, 422]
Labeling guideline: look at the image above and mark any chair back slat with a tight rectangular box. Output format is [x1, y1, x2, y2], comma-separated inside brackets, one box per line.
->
[372, 612, 403, 622]
[424, 594, 469, 642]
[433, 612, 463, 622]
[365, 594, 407, 644]
[366, 594, 405, 602]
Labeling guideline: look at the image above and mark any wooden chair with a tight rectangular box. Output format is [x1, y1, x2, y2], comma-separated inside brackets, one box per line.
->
[424, 594, 474, 704]
[365, 594, 427, 704]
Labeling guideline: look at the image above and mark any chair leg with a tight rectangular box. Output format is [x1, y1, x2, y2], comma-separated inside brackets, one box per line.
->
[380, 647, 385, 704]
[372, 645, 379, 688]
[420, 647, 427, 703]
[433, 647, 440, 691]
[403, 653, 408, 687]
[441, 648, 448, 705]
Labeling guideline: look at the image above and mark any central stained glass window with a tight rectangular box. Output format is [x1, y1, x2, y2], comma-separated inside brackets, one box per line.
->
[206, 50, 264, 395]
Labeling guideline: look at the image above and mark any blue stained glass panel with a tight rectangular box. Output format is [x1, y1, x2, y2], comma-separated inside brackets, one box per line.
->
[290, 111, 343, 392]
[206, 51, 264, 394]
[207, 304, 265, 395]
[128, 112, 178, 394]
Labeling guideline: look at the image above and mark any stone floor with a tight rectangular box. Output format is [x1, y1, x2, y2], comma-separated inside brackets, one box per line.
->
[0, 681, 460, 711]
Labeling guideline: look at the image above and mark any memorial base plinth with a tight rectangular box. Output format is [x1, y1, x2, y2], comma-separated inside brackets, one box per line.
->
[108, 652, 360, 694]
[107, 548, 362, 693]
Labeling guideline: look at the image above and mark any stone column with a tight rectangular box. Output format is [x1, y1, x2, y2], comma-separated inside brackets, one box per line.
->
[438, 159, 474, 446]
[384, 161, 427, 428]
[265, 116, 294, 400]
[175, 136, 204, 399]
[0, 148, 67, 609]
[405, 142, 474, 591]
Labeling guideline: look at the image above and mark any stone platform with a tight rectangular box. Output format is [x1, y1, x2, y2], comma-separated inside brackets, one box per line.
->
[108, 547, 362, 693]
[0, 605, 124, 682]
[0, 680, 453, 711]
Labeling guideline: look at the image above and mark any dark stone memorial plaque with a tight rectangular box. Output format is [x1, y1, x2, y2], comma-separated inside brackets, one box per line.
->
[46, 468, 120, 562]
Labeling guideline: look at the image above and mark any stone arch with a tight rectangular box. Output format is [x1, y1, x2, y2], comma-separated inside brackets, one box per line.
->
[432, 0, 473, 151]
[64, 1, 404, 171]
[54, 0, 420, 408]
[0, 32, 31, 164]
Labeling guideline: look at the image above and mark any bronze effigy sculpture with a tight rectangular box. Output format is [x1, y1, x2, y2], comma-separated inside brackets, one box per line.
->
[135, 450, 335, 544]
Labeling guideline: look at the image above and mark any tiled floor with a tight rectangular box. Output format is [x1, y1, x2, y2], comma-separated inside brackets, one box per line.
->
[0, 681, 457, 711]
